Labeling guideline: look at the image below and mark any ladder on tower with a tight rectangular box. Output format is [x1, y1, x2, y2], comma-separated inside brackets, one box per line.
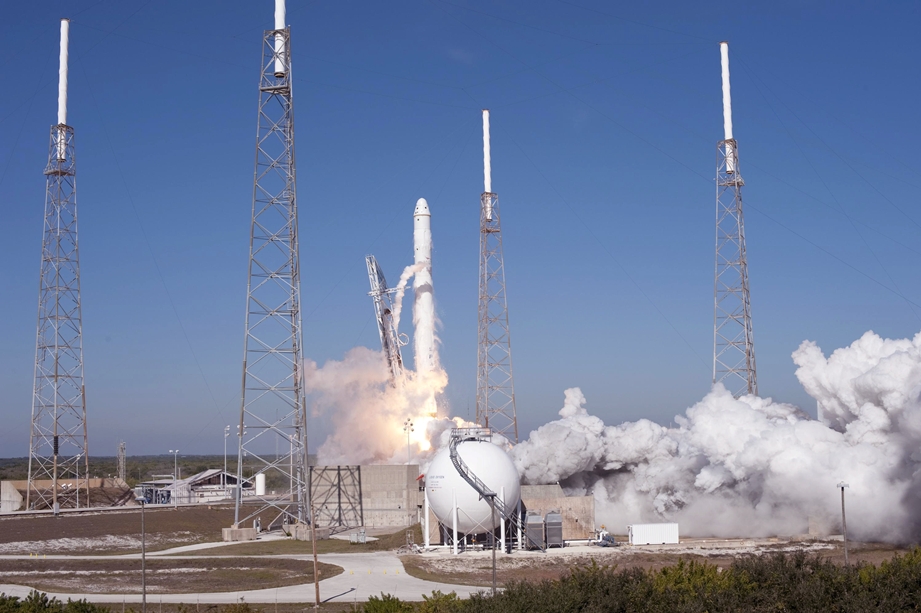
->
[447, 428, 544, 552]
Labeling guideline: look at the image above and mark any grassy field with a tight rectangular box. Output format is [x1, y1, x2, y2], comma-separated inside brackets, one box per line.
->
[0, 558, 342, 594]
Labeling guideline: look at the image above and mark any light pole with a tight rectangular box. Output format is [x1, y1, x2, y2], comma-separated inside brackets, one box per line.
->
[402, 419, 414, 526]
[75, 454, 81, 509]
[135, 495, 147, 613]
[169, 450, 179, 508]
[837, 482, 849, 565]
[403, 419, 414, 465]
[223, 425, 230, 490]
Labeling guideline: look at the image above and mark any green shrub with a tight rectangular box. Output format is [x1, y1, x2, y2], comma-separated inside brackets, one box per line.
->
[416, 591, 461, 613]
[364, 593, 412, 613]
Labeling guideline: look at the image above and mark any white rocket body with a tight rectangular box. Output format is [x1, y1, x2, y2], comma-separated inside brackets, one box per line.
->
[720, 41, 735, 173]
[412, 198, 436, 374]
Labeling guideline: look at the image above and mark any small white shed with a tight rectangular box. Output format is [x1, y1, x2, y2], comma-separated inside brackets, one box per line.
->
[627, 522, 679, 545]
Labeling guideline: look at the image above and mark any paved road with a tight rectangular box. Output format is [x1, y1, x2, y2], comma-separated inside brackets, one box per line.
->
[0, 550, 486, 603]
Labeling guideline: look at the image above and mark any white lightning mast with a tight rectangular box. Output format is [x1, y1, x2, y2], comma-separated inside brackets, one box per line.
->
[28, 18, 90, 511]
[235, 0, 309, 530]
[476, 110, 518, 442]
[713, 41, 757, 397]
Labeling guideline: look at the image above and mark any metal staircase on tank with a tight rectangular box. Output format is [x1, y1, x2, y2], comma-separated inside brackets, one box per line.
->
[448, 428, 544, 552]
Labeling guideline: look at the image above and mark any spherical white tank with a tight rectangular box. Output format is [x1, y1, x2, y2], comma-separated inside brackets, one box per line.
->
[425, 440, 521, 534]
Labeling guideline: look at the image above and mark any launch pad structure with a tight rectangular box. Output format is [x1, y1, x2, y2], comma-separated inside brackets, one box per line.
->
[365, 255, 406, 385]
[234, 0, 309, 529]
[476, 110, 519, 443]
[27, 18, 90, 512]
[713, 42, 757, 398]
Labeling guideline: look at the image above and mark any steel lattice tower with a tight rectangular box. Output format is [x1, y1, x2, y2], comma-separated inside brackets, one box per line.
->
[234, 1, 309, 528]
[713, 42, 757, 397]
[366, 255, 405, 385]
[476, 110, 518, 443]
[27, 19, 90, 511]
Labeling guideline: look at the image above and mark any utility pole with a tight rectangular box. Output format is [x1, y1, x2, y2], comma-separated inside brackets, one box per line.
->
[169, 450, 179, 508]
[235, 0, 309, 529]
[838, 482, 849, 565]
[223, 425, 229, 489]
[476, 109, 519, 442]
[137, 497, 146, 613]
[27, 17, 90, 512]
[311, 504, 320, 610]
[713, 41, 757, 397]
[403, 419, 414, 464]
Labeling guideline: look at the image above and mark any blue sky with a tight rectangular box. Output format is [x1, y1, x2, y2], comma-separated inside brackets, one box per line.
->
[1, 1, 920, 457]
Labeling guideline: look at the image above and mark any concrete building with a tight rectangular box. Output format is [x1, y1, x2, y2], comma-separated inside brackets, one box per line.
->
[310, 464, 423, 532]
[520, 483, 595, 540]
[1, 481, 23, 513]
[137, 470, 250, 505]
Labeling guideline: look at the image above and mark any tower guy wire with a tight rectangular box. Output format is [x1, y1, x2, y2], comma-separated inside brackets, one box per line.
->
[234, 0, 310, 528]
[713, 42, 757, 397]
[27, 18, 90, 511]
[476, 110, 519, 443]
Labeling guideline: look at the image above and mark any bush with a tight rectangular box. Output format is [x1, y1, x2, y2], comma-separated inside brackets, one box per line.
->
[0, 592, 110, 613]
[364, 593, 412, 613]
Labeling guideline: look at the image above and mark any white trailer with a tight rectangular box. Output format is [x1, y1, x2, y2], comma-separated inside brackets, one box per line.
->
[628, 523, 679, 545]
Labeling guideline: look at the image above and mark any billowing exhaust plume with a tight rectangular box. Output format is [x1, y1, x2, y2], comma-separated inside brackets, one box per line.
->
[513, 330, 921, 543]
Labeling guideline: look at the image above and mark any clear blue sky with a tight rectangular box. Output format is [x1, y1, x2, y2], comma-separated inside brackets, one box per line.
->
[1, 1, 920, 457]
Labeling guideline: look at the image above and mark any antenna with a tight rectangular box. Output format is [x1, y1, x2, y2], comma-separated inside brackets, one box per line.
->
[27, 18, 90, 511]
[234, 0, 310, 530]
[713, 42, 757, 397]
[476, 110, 519, 442]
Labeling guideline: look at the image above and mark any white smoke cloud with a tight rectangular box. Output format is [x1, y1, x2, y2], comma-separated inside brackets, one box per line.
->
[390, 262, 425, 337]
[512, 330, 921, 543]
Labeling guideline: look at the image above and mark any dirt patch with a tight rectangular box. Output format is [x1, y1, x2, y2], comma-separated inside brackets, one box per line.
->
[181, 524, 424, 557]
[0, 558, 342, 594]
[0, 506, 236, 555]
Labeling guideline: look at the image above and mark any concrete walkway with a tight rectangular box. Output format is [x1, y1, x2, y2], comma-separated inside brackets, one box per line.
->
[0, 551, 486, 603]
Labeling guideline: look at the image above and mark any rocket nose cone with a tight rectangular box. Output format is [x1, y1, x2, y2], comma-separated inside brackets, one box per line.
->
[414, 198, 430, 216]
